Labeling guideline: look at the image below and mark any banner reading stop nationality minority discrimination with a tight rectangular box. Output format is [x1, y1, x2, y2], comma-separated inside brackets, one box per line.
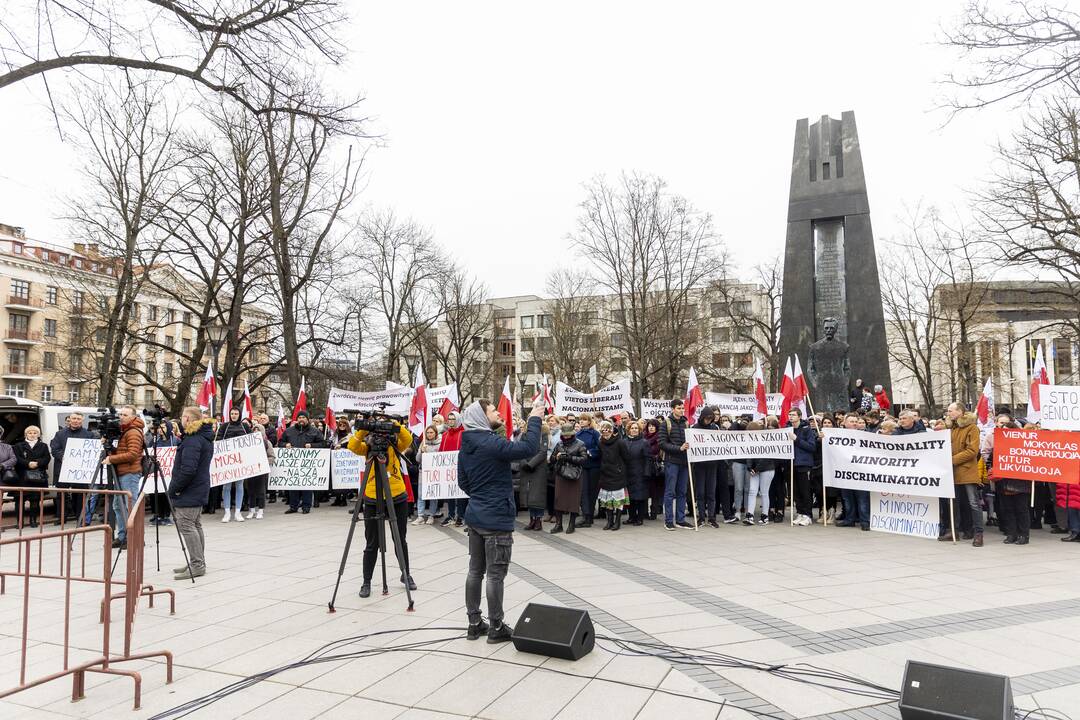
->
[993, 427, 1080, 484]
[822, 428, 954, 498]
[686, 428, 793, 462]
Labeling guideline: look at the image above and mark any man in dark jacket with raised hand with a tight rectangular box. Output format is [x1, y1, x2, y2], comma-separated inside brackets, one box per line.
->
[170, 407, 214, 580]
[457, 396, 544, 644]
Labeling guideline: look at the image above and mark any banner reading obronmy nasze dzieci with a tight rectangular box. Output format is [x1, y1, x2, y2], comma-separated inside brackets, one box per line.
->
[686, 428, 793, 463]
[704, 392, 785, 417]
[822, 428, 954, 498]
[554, 379, 633, 418]
[268, 447, 332, 491]
[327, 386, 413, 415]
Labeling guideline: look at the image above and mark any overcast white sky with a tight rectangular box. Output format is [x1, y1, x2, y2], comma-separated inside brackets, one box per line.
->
[0, 0, 1017, 298]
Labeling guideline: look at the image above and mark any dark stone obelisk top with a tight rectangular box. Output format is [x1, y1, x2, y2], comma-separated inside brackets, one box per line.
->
[779, 111, 890, 412]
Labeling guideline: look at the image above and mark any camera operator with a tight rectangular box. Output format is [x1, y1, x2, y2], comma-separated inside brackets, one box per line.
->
[457, 397, 543, 643]
[100, 405, 146, 550]
[278, 410, 326, 514]
[346, 412, 416, 598]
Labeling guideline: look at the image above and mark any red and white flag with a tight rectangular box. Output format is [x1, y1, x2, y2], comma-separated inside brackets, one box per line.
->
[290, 377, 308, 422]
[241, 380, 254, 422]
[497, 375, 514, 439]
[792, 355, 809, 417]
[779, 357, 796, 426]
[196, 361, 216, 411]
[1028, 343, 1050, 422]
[530, 374, 555, 413]
[752, 357, 768, 420]
[409, 364, 428, 435]
[684, 367, 704, 424]
[276, 403, 286, 436]
[976, 377, 994, 431]
[220, 377, 235, 419]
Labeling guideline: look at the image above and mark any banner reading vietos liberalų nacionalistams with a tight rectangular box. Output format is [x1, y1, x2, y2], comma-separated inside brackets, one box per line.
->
[554, 379, 634, 418]
[685, 428, 793, 462]
[822, 428, 954, 498]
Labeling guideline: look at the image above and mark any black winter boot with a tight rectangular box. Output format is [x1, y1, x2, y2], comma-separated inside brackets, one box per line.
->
[567, 513, 577, 534]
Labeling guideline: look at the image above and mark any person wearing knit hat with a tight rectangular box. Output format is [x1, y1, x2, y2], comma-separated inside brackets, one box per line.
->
[549, 422, 588, 535]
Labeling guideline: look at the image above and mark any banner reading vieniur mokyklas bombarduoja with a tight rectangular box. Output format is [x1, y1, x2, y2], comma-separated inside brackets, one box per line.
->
[822, 428, 954, 498]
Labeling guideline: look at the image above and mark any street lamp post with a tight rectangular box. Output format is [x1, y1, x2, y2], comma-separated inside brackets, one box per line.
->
[518, 373, 527, 417]
[204, 321, 228, 418]
[404, 354, 419, 385]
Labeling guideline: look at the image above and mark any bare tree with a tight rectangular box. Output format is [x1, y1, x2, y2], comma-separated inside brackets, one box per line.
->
[0, 1, 352, 118]
[423, 266, 493, 403]
[62, 77, 187, 405]
[260, 85, 360, 400]
[351, 210, 449, 383]
[569, 173, 725, 398]
[942, 1, 1080, 113]
[979, 98, 1080, 342]
[541, 268, 608, 390]
[709, 258, 783, 388]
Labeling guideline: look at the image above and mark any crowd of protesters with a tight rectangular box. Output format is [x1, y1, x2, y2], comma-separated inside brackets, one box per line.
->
[3, 384, 1077, 562]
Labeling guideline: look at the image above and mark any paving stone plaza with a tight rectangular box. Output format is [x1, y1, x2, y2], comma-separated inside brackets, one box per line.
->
[3, 506, 1079, 720]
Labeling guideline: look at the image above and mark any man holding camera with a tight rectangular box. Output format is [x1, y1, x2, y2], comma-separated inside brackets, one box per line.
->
[99, 405, 145, 550]
[346, 413, 417, 598]
[457, 397, 543, 643]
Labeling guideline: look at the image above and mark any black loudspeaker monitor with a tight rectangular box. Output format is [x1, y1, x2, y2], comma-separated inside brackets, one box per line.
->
[511, 603, 595, 661]
[900, 661, 1013, 720]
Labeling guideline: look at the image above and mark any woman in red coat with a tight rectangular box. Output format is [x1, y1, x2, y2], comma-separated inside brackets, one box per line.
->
[1056, 475, 1080, 541]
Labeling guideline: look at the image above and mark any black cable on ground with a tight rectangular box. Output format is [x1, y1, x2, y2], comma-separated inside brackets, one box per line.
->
[147, 626, 910, 720]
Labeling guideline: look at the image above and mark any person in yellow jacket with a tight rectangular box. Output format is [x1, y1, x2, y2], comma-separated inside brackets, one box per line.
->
[347, 418, 417, 598]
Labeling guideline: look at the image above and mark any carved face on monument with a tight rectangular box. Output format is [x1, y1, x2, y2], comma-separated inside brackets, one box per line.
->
[823, 317, 838, 341]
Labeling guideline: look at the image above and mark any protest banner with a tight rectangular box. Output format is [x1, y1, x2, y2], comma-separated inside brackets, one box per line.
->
[420, 450, 466, 500]
[330, 449, 366, 490]
[869, 492, 940, 539]
[993, 427, 1080, 483]
[1039, 385, 1080, 431]
[686, 428, 793, 463]
[704, 392, 785, 417]
[210, 433, 271, 488]
[639, 398, 670, 420]
[555, 379, 633, 418]
[143, 446, 176, 494]
[327, 385, 413, 414]
[822, 428, 953, 498]
[268, 447, 332, 490]
[57, 438, 102, 485]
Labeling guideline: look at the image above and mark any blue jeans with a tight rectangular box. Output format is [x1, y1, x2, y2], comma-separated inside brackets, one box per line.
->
[416, 497, 437, 517]
[445, 498, 466, 520]
[730, 462, 749, 515]
[112, 473, 142, 543]
[663, 464, 689, 524]
[1068, 508, 1080, 534]
[222, 480, 245, 512]
[840, 489, 871, 527]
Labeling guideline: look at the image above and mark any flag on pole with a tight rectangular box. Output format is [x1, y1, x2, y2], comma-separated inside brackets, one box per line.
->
[241, 380, 254, 422]
[684, 367, 704, 424]
[276, 402, 286, 436]
[779, 357, 796, 426]
[530, 374, 555, 413]
[290, 377, 308, 422]
[752, 357, 768, 420]
[1028, 343, 1050, 422]
[220, 377, 234, 419]
[976, 377, 994, 431]
[497, 375, 514, 439]
[196, 361, 216, 411]
[409, 364, 428, 435]
[792, 355, 809, 417]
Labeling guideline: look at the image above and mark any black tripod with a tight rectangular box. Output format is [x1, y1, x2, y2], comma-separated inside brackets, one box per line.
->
[329, 441, 415, 613]
[137, 437, 195, 582]
[82, 445, 125, 575]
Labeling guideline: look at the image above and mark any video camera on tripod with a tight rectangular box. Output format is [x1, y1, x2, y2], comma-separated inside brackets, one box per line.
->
[348, 403, 407, 454]
[87, 406, 122, 450]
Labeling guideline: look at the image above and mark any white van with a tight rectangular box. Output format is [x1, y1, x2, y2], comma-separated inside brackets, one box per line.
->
[0, 396, 105, 445]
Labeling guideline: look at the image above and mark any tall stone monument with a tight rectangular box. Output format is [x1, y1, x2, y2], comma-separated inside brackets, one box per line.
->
[779, 111, 890, 412]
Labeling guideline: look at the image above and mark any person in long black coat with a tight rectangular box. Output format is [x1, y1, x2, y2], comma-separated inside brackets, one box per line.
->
[549, 423, 588, 535]
[519, 429, 551, 531]
[622, 421, 650, 526]
[14, 425, 50, 527]
[597, 421, 630, 531]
